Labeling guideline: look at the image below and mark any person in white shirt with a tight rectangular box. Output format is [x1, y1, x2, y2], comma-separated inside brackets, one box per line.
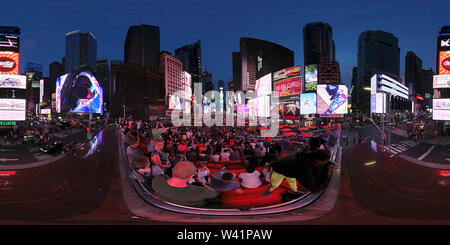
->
[220, 149, 231, 162]
[196, 164, 211, 184]
[211, 153, 220, 163]
[238, 165, 262, 188]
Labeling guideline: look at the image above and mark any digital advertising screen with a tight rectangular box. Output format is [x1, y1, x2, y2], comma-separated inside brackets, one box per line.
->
[40, 108, 51, 114]
[0, 74, 26, 89]
[300, 93, 316, 115]
[56, 71, 103, 114]
[0, 51, 19, 75]
[273, 65, 301, 82]
[304, 64, 318, 92]
[433, 75, 450, 88]
[183, 71, 191, 88]
[439, 51, 450, 75]
[255, 73, 272, 96]
[255, 95, 270, 117]
[0, 35, 19, 52]
[317, 84, 348, 115]
[441, 38, 450, 48]
[0, 98, 26, 121]
[169, 95, 183, 110]
[370, 93, 386, 114]
[274, 77, 302, 97]
[282, 100, 300, 120]
[433, 99, 450, 120]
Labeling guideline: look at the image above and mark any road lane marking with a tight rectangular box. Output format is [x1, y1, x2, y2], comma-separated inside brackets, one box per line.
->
[417, 145, 436, 161]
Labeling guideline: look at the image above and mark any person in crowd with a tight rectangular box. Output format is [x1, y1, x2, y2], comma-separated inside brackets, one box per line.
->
[238, 165, 262, 189]
[262, 162, 271, 183]
[229, 147, 240, 161]
[151, 161, 220, 208]
[254, 145, 265, 159]
[210, 151, 220, 163]
[122, 128, 132, 147]
[210, 169, 243, 193]
[195, 163, 211, 184]
[186, 148, 198, 162]
[150, 139, 172, 173]
[134, 156, 164, 184]
[262, 149, 332, 197]
[220, 148, 231, 162]
[126, 136, 144, 170]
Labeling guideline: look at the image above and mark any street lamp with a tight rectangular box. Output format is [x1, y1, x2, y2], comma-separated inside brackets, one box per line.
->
[122, 104, 126, 120]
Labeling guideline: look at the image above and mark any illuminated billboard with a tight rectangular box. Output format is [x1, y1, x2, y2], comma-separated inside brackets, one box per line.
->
[56, 71, 103, 114]
[282, 100, 300, 120]
[255, 95, 270, 117]
[0, 51, 19, 75]
[304, 64, 318, 92]
[317, 84, 348, 115]
[0, 74, 26, 89]
[300, 93, 316, 115]
[0, 35, 19, 52]
[370, 93, 386, 114]
[433, 99, 450, 120]
[441, 38, 450, 48]
[255, 73, 272, 96]
[183, 71, 191, 87]
[434, 75, 450, 88]
[439, 51, 450, 75]
[273, 65, 301, 82]
[0, 98, 26, 121]
[274, 77, 302, 97]
[169, 95, 183, 110]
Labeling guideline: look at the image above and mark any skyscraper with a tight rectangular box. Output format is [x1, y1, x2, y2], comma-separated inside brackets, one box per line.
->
[303, 22, 334, 65]
[237, 37, 294, 91]
[232, 52, 242, 91]
[65, 30, 97, 73]
[201, 71, 213, 93]
[405, 51, 423, 95]
[175, 40, 202, 85]
[25, 62, 43, 113]
[160, 51, 183, 108]
[356, 30, 400, 113]
[96, 60, 110, 112]
[124, 24, 160, 72]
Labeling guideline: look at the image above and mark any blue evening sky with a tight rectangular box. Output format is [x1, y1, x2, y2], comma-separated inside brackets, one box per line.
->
[3, 0, 447, 89]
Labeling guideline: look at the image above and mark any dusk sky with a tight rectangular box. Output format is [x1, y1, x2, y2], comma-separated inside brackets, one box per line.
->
[5, 0, 447, 89]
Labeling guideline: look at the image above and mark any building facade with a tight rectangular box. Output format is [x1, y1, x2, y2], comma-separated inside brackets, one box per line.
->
[237, 37, 294, 92]
[96, 60, 110, 112]
[175, 40, 202, 85]
[160, 51, 183, 108]
[303, 22, 335, 66]
[124, 24, 160, 72]
[356, 30, 400, 114]
[405, 51, 423, 95]
[65, 30, 97, 73]
[110, 62, 165, 120]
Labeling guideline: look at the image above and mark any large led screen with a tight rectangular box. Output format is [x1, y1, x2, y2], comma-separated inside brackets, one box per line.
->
[255, 73, 272, 96]
[274, 77, 302, 97]
[0, 51, 19, 75]
[273, 65, 301, 82]
[0, 99, 26, 121]
[370, 93, 386, 114]
[300, 93, 316, 115]
[0, 35, 19, 52]
[304, 64, 318, 92]
[433, 99, 450, 120]
[282, 100, 300, 120]
[433, 75, 450, 88]
[169, 95, 183, 110]
[439, 51, 450, 75]
[317, 84, 348, 115]
[56, 71, 103, 114]
[0, 74, 26, 89]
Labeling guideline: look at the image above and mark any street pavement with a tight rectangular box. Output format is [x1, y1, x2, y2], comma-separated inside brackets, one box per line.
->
[0, 128, 99, 166]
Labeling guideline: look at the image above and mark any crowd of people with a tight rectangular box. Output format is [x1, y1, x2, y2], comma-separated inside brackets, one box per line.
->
[120, 116, 336, 209]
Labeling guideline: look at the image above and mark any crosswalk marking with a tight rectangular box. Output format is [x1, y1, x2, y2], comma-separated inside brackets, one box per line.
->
[385, 139, 420, 155]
